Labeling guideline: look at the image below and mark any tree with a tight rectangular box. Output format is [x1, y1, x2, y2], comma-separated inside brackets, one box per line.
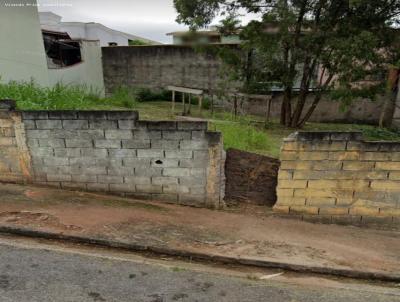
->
[174, 0, 400, 128]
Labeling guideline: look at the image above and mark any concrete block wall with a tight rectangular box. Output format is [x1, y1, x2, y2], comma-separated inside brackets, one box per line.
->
[274, 131, 400, 227]
[0, 102, 225, 208]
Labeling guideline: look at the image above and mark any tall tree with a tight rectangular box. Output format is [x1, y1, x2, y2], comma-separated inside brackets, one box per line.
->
[174, 0, 400, 127]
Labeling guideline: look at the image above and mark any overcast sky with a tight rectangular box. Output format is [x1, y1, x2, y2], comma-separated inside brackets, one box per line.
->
[36, 0, 188, 43]
[36, 0, 257, 44]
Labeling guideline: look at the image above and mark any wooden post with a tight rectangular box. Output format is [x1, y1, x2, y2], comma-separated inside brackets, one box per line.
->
[188, 94, 192, 115]
[172, 90, 175, 114]
[182, 93, 186, 115]
[265, 98, 272, 126]
[199, 95, 203, 115]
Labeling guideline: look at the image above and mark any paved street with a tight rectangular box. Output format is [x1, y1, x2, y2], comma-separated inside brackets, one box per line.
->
[0, 236, 398, 302]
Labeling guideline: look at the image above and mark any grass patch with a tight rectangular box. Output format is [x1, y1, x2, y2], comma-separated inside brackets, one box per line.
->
[0, 81, 137, 110]
[210, 121, 274, 156]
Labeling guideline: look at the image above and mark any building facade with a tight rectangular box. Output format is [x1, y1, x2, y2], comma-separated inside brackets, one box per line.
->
[40, 12, 160, 47]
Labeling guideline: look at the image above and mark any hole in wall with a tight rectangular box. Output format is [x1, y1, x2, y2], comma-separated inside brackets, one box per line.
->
[155, 160, 163, 165]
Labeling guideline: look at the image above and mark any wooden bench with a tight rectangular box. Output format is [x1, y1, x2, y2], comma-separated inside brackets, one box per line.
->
[166, 86, 204, 115]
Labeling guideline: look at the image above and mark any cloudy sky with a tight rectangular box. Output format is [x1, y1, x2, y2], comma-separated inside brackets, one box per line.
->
[36, 0, 188, 43]
[36, 0, 257, 44]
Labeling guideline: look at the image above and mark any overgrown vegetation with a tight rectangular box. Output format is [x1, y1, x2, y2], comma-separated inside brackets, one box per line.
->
[0, 81, 137, 110]
[174, 0, 400, 128]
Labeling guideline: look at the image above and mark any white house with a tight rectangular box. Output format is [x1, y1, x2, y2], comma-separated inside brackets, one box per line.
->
[39, 12, 160, 46]
[0, 0, 49, 86]
[0, 1, 105, 94]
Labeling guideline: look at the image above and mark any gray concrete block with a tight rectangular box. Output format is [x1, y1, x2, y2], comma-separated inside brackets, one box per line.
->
[151, 158, 179, 168]
[190, 186, 206, 195]
[95, 158, 122, 167]
[137, 149, 164, 158]
[105, 130, 133, 140]
[107, 111, 138, 120]
[26, 129, 51, 139]
[107, 166, 135, 176]
[47, 174, 72, 182]
[179, 159, 208, 168]
[54, 148, 81, 158]
[122, 140, 150, 149]
[191, 168, 206, 176]
[71, 174, 97, 183]
[30, 148, 54, 158]
[98, 175, 124, 184]
[124, 176, 151, 185]
[135, 167, 162, 177]
[165, 150, 192, 159]
[109, 149, 137, 158]
[180, 140, 208, 150]
[87, 183, 110, 192]
[35, 120, 62, 130]
[118, 120, 136, 129]
[151, 194, 178, 203]
[71, 166, 107, 175]
[81, 148, 108, 158]
[180, 176, 206, 186]
[65, 139, 93, 148]
[133, 130, 162, 140]
[61, 182, 87, 190]
[94, 140, 121, 149]
[41, 165, 71, 174]
[177, 121, 207, 130]
[109, 183, 135, 193]
[163, 184, 190, 194]
[21, 111, 48, 120]
[90, 120, 118, 129]
[151, 140, 180, 150]
[78, 111, 108, 120]
[146, 121, 177, 130]
[69, 157, 96, 166]
[162, 131, 191, 140]
[191, 131, 205, 140]
[49, 111, 78, 120]
[136, 184, 162, 193]
[23, 120, 36, 130]
[163, 168, 190, 177]
[152, 177, 178, 185]
[76, 130, 105, 139]
[193, 150, 209, 160]
[122, 158, 150, 167]
[62, 120, 89, 130]
[47, 130, 76, 139]
[42, 157, 69, 166]
[38, 139, 65, 148]
[178, 194, 206, 206]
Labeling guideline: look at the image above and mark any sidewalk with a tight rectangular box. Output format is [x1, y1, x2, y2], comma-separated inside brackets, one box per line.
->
[0, 183, 399, 280]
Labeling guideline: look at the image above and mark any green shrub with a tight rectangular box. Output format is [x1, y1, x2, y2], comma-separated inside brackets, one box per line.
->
[108, 86, 137, 108]
[134, 88, 171, 102]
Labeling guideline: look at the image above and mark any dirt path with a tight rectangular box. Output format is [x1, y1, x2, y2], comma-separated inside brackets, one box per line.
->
[0, 183, 398, 276]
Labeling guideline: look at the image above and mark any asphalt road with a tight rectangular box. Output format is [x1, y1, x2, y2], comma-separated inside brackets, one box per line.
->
[0, 237, 399, 302]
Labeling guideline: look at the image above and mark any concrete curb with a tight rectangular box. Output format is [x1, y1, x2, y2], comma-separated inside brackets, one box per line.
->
[0, 225, 399, 283]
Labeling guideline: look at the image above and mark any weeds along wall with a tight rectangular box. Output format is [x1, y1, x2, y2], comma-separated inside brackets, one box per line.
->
[274, 131, 400, 228]
[0, 101, 225, 208]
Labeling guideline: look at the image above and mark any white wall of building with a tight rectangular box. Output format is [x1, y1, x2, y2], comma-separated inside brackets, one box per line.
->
[0, 0, 49, 86]
[39, 12, 159, 47]
[48, 41, 105, 96]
